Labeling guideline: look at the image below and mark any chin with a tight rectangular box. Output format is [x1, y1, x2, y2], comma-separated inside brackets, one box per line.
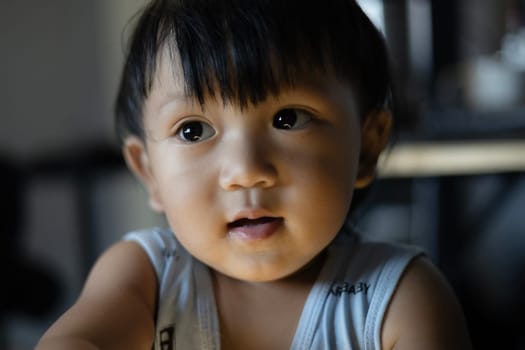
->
[219, 270, 280, 283]
[225, 264, 304, 283]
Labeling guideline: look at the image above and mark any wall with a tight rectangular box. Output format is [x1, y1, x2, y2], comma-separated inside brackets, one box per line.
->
[1, 1, 157, 349]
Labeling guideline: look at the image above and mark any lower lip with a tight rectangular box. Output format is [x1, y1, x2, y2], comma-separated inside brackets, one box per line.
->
[228, 218, 283, 242]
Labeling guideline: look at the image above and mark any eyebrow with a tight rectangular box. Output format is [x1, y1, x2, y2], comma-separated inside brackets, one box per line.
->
[154, 91, 227, 125]
[159, 92, 188, 104]
[158, 91, 193, 108]
[157, 93, 195, 114]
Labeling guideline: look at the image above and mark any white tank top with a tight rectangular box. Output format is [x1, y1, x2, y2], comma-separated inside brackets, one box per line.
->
[125, 228, 422, 350]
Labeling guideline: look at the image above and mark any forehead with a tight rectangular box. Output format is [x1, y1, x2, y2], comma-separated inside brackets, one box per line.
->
[151, 47, 185, 97]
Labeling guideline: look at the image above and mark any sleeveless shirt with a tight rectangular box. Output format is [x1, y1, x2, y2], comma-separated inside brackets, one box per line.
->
[124, 227, 422, 350]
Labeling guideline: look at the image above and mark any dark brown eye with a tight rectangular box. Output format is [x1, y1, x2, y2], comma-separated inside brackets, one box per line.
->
[176, 120, 215, 142]
[272, 108, 312, 130]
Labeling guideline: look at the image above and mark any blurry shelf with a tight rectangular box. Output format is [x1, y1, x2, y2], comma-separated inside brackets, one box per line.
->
[378, 139, 525, 178]
[403, 107, 525, 141]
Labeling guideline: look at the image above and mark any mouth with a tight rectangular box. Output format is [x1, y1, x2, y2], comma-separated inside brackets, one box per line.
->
[227, 217, 283, 241]
[228, 216, 279, 228]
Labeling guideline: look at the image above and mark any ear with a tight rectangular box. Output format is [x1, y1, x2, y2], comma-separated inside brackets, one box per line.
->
[355, 110, 392, 189]
[122, 136, 164, 212]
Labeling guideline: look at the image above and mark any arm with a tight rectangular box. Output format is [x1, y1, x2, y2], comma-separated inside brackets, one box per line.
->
[381, 257, 472, 350]
[35, 241, 157, 350]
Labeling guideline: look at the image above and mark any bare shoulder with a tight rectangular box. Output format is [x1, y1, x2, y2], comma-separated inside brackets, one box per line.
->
[36, 240, 157, 350]
[381, 256, 472, 350]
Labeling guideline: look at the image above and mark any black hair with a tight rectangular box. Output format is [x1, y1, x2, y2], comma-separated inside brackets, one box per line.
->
[115, 0, 392, 143]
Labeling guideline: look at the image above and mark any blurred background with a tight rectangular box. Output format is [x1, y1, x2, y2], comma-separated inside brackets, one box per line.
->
[1, 0, 524, 349]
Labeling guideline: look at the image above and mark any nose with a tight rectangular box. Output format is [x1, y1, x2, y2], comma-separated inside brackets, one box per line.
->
[218, 133, 278, 190]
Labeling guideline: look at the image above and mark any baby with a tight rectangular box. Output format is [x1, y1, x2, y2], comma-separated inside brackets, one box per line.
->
[37, 0, 471, 349]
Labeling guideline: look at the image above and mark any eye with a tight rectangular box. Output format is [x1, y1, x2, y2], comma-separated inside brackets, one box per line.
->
[175, 120, 215, 143]
[272, 108, 312, 130]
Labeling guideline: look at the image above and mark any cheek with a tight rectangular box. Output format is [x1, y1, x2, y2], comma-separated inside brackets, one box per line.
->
[152, 152, 216, 222]
[157, 171, 219, 252]
[284, 129, 360, 189]
[283, 133, 360, 219]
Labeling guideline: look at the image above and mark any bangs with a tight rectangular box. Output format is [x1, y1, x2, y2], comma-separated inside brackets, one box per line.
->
[144, 0, 381, 105]
[161, 0, 289, 106]
[116, 0, 390, 140]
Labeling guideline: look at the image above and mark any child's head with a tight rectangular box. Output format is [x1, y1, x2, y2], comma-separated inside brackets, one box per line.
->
[117, 0, 393, 282]
[116, 0, 392, 141]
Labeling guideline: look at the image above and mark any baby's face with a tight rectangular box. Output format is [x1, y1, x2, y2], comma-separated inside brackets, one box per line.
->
[134, 54, 364, 282]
